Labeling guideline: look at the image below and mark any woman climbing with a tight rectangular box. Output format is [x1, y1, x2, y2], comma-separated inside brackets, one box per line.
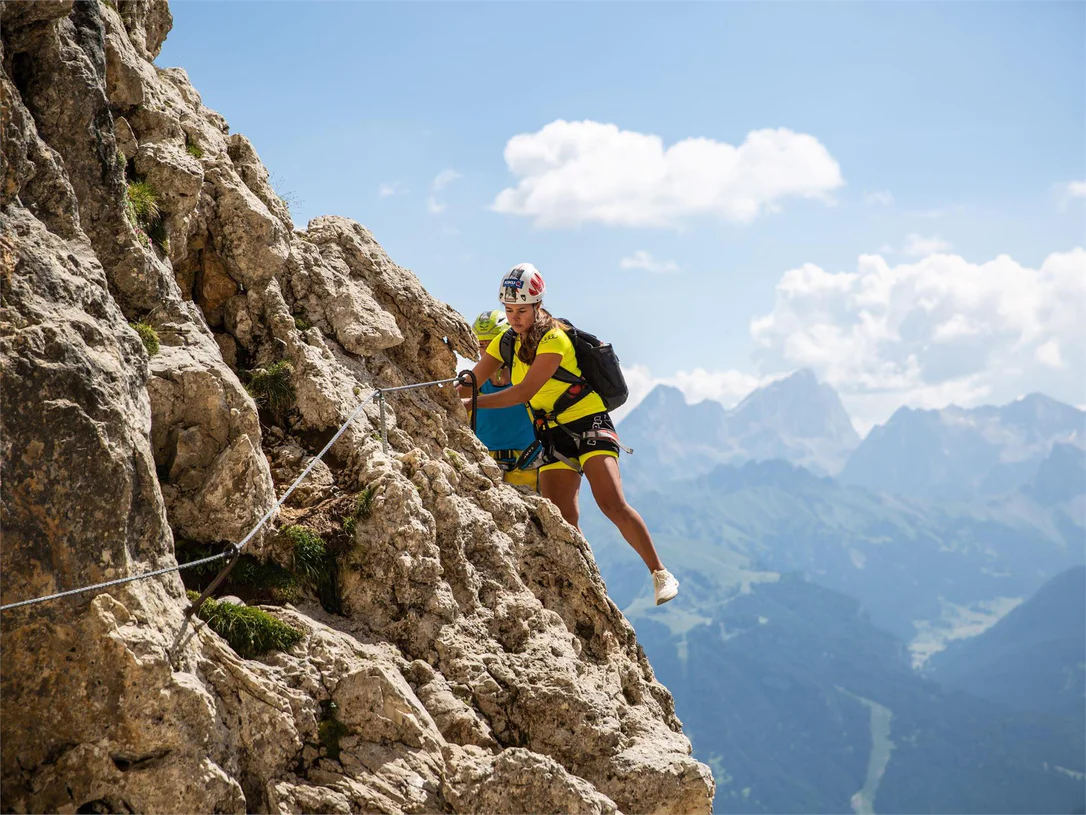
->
[459, 263, 679, 605]
[468, 309, 539, 491]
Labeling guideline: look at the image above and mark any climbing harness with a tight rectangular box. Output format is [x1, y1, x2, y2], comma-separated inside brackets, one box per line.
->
[1, 371, 475, 615]
[490, 447, 543, 473]
[526, 409, 631, 475]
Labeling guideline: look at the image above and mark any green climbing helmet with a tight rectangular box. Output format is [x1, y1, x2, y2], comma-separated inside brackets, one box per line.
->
[472, 309, 509, 342]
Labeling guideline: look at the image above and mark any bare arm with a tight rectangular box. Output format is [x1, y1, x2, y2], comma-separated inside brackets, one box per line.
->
[471, 353, 561, 409]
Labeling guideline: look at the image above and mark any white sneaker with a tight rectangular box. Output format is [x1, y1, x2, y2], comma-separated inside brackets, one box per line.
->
[652, 568, 679, 606]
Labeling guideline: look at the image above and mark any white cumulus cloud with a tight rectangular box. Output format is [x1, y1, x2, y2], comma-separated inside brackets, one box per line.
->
[864, 190, 894, 206]
[433, 169, 462, 191]
[750, 247, 1086, 430]
[1059, 180, 1086, 210]
[620, 250, 679, 274]
[426, 169, 462, 214]
[379, 181, 406, 197]
[492, 119, 844, 228]
[903, 233, 952, 256]
[1035, 339, 1065, 369]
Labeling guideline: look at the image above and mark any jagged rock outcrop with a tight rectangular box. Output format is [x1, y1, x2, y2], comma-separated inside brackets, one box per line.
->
[0, 2, 715, 813]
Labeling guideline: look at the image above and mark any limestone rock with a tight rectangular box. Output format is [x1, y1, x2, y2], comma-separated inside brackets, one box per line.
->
[0, 3, 715, 813]
[284, 233, 404, 356]
[306, 216, 476, 376]
[443, 746, 621, 815]
[133, 139, 203, 233]
[146, 339, 276, 547]
[114, 0, 173, 59]
[227, 133, 294, 231]
[207, 163, 290, 290]
[269, 440, 336, 508]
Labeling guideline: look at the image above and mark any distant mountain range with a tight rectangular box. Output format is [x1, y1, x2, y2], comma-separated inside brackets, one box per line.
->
[618, 369, 860, 484]
[927, 566, 1086, 722]
[619, 373, 1085, 502]
[839, 394, 1086, 499]
[628, 571, 1085, 814]
[585, 458, 1085, 643]
[582, 474, 1085, 812]
[594, 378, 1086, 812]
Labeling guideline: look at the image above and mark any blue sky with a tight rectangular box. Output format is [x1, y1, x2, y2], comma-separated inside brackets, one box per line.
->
[159, 1, 1085, 431]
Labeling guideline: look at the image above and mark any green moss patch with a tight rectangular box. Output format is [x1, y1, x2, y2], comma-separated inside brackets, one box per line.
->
[232, 556, 302, 604]
[176, 544, 300, 605]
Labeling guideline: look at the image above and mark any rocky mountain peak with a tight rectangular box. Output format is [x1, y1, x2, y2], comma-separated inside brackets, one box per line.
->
[729, 368, 859, 444]
[841, 395, 1085, 498]
[0, 3, 713, 812]
[618, 369, 859, 485]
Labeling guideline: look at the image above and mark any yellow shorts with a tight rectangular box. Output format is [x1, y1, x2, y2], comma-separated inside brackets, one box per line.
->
[489, 451, 539, 491]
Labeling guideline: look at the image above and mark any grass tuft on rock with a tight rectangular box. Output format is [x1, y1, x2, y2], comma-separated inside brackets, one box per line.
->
[293, 315, 312, 331]
[342, 484, 377, 537]
[354, 484, 377, 521]
[186, 141, 204, 159]
[283, 525, 342, 614]
[130, 321, 159, 356]
[444, 449, 464, 471]
[246, 361, 296, 419]
[186, 590, 303, 658]
[148, 219, 169, 254]
[125, 180, 160, 230]
[285, 525, 328, 584]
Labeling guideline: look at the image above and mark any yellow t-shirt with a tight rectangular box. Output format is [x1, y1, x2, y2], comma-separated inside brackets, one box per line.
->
[486, 326, 606, 424]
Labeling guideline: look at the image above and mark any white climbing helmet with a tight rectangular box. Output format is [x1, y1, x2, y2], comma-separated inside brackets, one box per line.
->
[472, 309, 508, 342]
[498, 263, 546, 305]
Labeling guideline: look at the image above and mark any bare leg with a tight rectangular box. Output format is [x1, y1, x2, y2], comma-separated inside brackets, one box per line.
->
[582, 455, 664, 573]
[539, 468, 583, 530]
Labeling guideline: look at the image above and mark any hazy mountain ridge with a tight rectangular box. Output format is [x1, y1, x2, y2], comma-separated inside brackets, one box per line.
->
[839, 394, 1086, 499]
[618, 369, 860, 485]
[587, 457, 1084, 640]
[629, 573, 1085, 814]
[580, 437, 1085, 812]
[927, 566, 1086, 721]
[620, 372, 1085, 507]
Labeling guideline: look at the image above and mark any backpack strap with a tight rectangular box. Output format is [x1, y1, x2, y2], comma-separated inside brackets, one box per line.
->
[498, 329, 516, 370]
[549, 380, 592, 418]
[500, 328, 591, 414]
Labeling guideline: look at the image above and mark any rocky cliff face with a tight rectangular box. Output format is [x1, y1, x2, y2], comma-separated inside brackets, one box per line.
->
[0, 2, 714, 812]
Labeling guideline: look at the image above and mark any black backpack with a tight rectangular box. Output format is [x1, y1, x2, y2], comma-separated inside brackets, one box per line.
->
[499, 319, 629, 413]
